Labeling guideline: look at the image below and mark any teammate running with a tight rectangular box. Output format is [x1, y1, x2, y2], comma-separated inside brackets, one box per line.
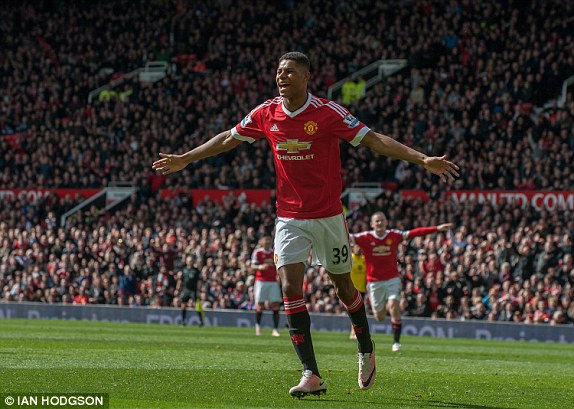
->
[251, 236, 282, 337]
[352, 212, 452, 351]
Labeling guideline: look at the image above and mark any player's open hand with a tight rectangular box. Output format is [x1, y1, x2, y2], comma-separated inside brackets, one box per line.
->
[437, 223, 454, 232]
[423, 156, 459, 183]
[152, 153, 187, 175]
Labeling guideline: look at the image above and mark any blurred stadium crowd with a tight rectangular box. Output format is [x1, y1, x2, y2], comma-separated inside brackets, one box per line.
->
[1, 0, 573, 325]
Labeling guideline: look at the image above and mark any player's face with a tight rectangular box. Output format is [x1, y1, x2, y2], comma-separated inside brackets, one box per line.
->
[262, 237, 272, 249]
[276, 59, 309, 99]
[371, 214, 388, 234]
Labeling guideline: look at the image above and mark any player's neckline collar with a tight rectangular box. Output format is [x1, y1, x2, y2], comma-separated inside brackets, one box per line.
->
[372, 230, 388, 240]
[282, 93, 313, 118]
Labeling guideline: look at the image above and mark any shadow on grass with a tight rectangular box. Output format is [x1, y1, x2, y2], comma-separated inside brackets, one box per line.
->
[289, 398, 383, 405]
[286, 398, 514, 408]
[425, 400, 515, 409]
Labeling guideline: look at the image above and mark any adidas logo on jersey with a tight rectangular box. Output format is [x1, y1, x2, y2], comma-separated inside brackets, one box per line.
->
[270, 124, 280, 132]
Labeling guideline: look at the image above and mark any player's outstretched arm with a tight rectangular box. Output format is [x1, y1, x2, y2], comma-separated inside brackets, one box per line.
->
[360, 131, 459, 183]
[437, 223, 454, 232]
[152, 130, 242, 175]
[409, 223, 454, 239]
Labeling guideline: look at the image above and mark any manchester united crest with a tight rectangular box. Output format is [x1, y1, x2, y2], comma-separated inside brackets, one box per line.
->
[303, 121, 318, 135]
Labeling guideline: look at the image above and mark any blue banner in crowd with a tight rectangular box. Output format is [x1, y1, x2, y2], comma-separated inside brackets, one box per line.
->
[0, 302, 572, 344]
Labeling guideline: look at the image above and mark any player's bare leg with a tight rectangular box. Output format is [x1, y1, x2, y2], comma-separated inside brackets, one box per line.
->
[328, 273, 376, 390]
[374, 309, 387, 322]
[388, 299, 402, 352]
[280, 263, 325, 397]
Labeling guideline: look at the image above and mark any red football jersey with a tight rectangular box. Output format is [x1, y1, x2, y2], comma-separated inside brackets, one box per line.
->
[232, 94, 369, 219]
[352, 227, 438, 282]
[251, 247, 277, 282]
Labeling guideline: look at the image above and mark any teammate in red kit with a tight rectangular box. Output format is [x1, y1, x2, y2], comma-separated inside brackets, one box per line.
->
[152, 51, 459, 397]
[251, 236, 282, 337]
[352, 212, 453, 352]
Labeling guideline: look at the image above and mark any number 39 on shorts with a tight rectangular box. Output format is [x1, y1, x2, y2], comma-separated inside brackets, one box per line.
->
[332, 245, 348, 265]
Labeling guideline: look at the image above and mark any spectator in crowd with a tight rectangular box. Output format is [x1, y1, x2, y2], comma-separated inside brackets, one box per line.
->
[2, 177, 572, 327]
[1, 0, 573, 196]
[0, 0, 573, 357]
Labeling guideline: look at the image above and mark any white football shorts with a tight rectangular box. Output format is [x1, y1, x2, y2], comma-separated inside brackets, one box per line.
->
[367, 277, 401, 314]
[254, 280, 282, 304]
[274, 212, 352, 274]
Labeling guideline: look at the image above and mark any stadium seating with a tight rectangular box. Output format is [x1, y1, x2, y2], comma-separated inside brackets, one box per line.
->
[0, 0, 573, 325]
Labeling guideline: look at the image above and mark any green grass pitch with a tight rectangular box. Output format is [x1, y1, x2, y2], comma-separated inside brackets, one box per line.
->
[1, 319, 573, 408]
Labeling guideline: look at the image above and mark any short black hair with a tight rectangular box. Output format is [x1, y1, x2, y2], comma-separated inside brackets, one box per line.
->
[279, 52, 310, 71]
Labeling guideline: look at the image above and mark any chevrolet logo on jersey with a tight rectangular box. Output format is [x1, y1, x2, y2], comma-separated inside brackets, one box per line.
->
[277, 139, 312, 153]
[373, 245, 391, 255]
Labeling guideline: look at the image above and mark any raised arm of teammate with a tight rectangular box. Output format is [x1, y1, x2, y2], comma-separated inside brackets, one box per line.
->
[407, 223, 454, 239]
[152, 130, 242, 175]
[360, 131, 459, 183]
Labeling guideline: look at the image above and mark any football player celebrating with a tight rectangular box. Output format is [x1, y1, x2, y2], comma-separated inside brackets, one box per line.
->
[153, 51, 458, 397]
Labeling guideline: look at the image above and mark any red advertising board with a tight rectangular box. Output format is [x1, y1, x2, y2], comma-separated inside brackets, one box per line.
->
[160, 189, 273, 206]
[0, 189, 100, 204]
[3, 188, 569, 212]
[448, 190, 574, 211]
[400, 190, 574, 211]
[400, 190, 430, 201]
